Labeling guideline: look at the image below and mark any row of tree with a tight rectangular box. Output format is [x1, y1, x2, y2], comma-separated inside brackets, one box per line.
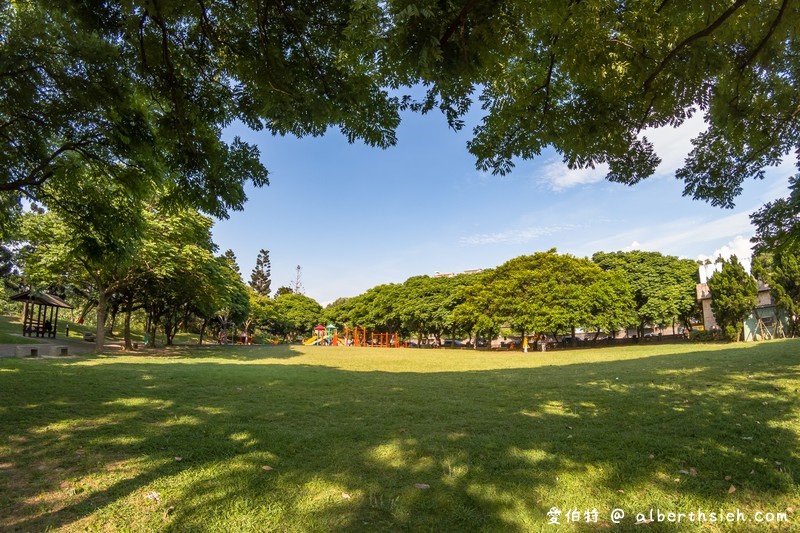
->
[1, 197, 333, 347]
[6, 198, 800, 347]
[2, 201, 703, 348]
[9, 205, 249, 350]
[315, 250, 701, 345]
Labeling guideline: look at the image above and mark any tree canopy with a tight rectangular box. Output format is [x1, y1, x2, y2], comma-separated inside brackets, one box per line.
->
[3, 0, 798, 229]
[751, 174, 800, 254]
[707, 256, 758, 341]
[456, 250, 635, 341]
[593, 250, 700, 334]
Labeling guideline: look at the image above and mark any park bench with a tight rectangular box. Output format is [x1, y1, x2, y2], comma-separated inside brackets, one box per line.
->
[49, 345, 69, 356]
[15, 345, 40, 357]
[14, 345, 69, 357]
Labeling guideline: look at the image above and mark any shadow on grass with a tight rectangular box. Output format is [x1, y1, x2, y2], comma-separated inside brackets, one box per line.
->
[96, 343, 308, 361]
[1, 341, 799, 531]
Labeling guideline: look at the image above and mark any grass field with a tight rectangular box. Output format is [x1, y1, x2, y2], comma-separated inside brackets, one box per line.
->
[0, 315, 47, 345]
[1, 341, 798, 531]
[0, 314, 202, 347]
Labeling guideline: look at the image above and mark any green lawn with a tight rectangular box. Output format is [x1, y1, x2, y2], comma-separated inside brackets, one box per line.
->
[1, 341, 798, 531]
[0, 314, 203, 347]
[0, 315, 48, 345]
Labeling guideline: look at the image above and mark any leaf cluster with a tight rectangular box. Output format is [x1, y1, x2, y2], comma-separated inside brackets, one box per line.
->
[707, 255, 758, 341]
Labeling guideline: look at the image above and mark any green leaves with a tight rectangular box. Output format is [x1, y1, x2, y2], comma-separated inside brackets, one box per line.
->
[4, 0, 797, 229]
[394, 0, 799, 207]
[593, 251, 700, 332]
[707, 256, 758, 341]
[751, 174, 800, 255]
[752, 251, 800, 336]
[249, 249, 272, 297]
[271, 293, 323, 340]
[457, 250, 634, 338]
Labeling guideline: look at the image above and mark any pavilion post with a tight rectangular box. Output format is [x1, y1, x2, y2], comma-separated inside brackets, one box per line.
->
[22, 300, 29, 336]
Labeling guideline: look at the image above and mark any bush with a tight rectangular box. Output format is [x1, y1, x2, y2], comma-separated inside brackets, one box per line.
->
[689, 329, 724, 342]
[724, 325, 743, 342]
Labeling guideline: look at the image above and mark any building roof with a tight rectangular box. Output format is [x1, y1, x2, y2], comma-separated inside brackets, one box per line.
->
[10, 290, 73, 309]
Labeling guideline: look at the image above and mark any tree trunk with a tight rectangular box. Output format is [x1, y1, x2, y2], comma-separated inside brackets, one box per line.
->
[108, 301, 119, 337]
[167, 327, 177, 345]
[182, 307, 191, 333]
[164, 315, 175, 346]
[198, 317, 208, 345]
[95, 290, 108, 351]
[123, 295, 133, 350]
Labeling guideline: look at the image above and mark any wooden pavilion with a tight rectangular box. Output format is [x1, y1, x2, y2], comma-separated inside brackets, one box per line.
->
[10, 291, 73, 339]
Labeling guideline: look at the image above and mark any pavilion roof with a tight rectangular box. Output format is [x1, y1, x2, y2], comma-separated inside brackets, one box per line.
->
[10, 290, 73, 309]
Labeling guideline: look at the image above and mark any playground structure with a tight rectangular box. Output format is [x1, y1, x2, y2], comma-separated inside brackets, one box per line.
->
[350, 327, 401, 348]
[303, 325, 402, 348]
[303, 325, 343, 346]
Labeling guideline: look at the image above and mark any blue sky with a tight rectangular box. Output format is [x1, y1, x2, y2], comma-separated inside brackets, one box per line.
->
[214, 108, 793, 305]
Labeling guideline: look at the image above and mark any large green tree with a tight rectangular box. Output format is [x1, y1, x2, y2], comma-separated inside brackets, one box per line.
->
[389, 0, 799, 209]
[397, 275, 467, 346]
[751, 174, 800, 255]
[707, 256, 758, 341]
[0, 0, 406, 228]
[452, 270, 502, 348]
[270, 293, 323, 342]
[458, 250, 634, 342]
[0, 4, 270, 233]
[133, 210, 248, 347]
[15, 173, 147, 350]
[15, 199, 247, 350]
[4, 0, 797, 224]
[593, 251, 700, 335]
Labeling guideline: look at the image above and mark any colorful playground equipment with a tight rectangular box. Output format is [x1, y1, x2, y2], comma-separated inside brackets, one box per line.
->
[303, 324, 349, 346]
[303, 325, 402, 348]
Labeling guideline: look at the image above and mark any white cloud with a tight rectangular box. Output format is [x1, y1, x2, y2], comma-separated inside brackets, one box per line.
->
[460, 224, 577, 246]
[535, 113, 707, 191]
[641, 113, 707, 178]
[697, 235, 754, 269]
[537, 159, 609, 191]
[646, 211, 753, 251]
[583, 210, 755, 259]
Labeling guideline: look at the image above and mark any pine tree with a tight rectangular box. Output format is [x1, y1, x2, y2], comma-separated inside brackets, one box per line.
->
[250, 249, 272, 297]
[223, 249, 241, 277]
